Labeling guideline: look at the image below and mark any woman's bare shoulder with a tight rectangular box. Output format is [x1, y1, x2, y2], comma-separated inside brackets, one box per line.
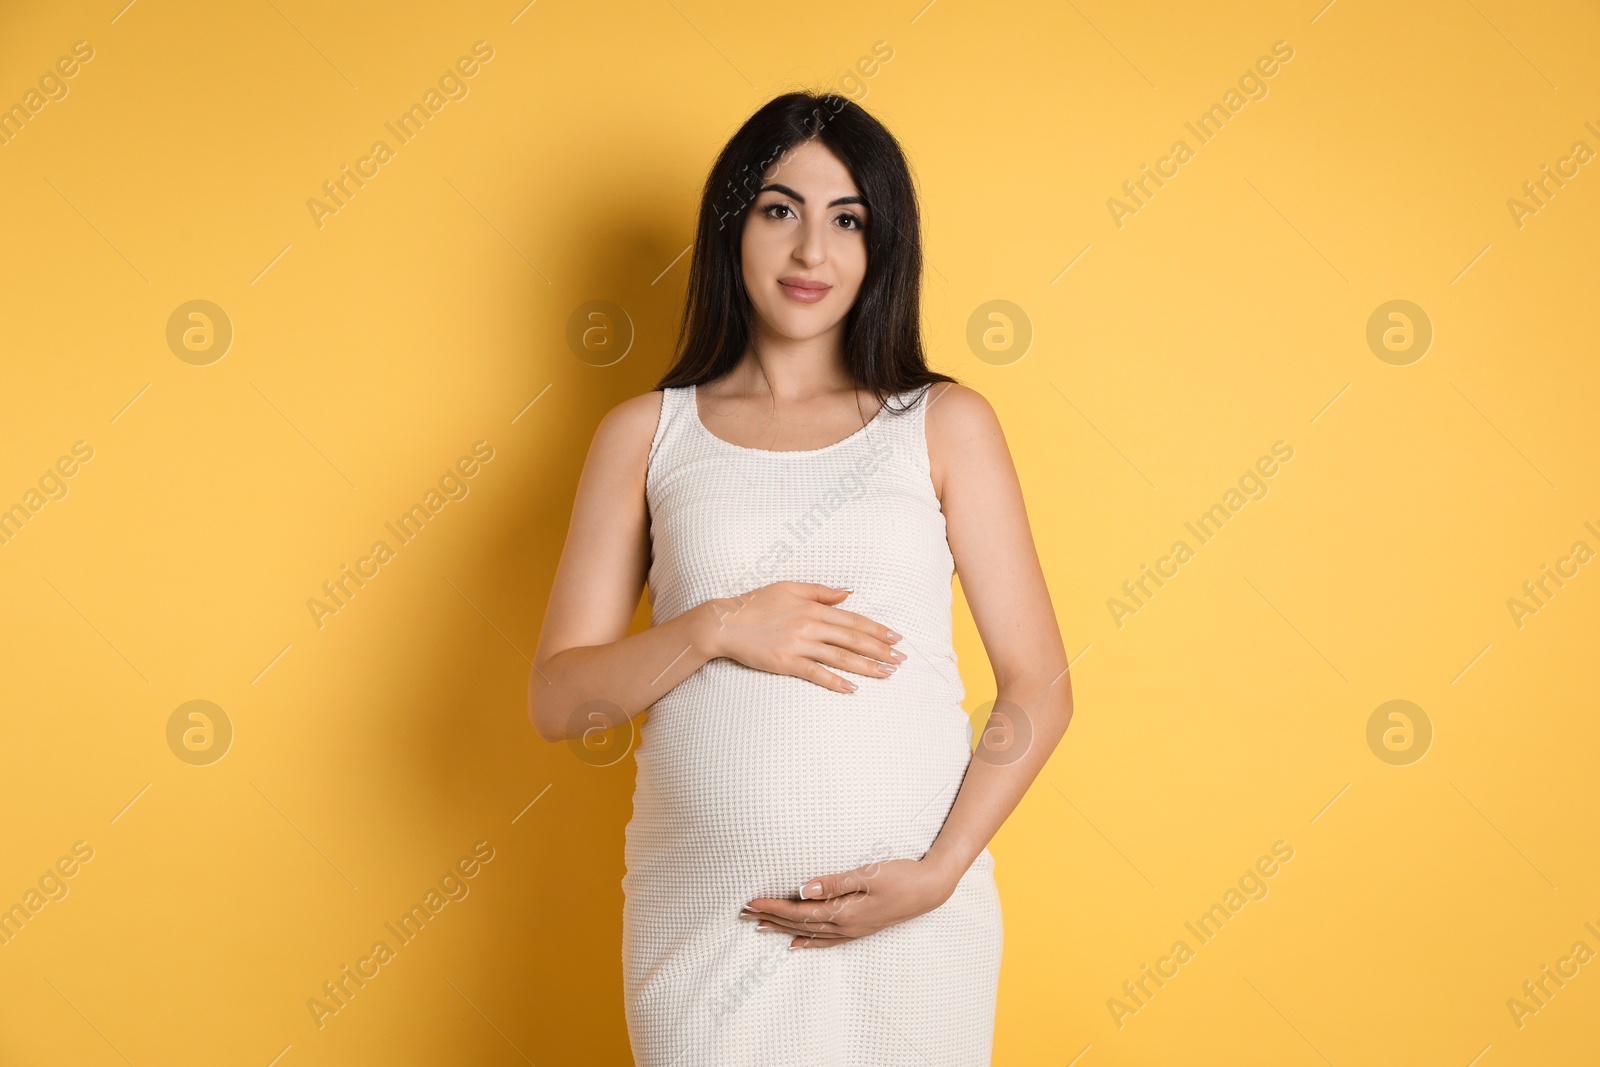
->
[587, 390, 668, 470]
[925, 382, 1004, 452]
[923, 383, 1007, 501]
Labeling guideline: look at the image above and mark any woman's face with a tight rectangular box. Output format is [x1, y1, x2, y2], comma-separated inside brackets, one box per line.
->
[739, 137, 870, 345]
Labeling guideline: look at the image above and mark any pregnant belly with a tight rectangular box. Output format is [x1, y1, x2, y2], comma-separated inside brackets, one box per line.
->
[625, 659, 975, 887]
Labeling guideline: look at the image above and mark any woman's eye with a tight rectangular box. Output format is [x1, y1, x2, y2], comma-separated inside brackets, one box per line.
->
[837, 213, 864, 231]
[762, 203, 795, 220]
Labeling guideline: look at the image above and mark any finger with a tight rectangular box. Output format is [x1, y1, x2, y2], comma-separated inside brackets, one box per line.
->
[783, 890, 871, 923]
[811, 621, 905, 669]
[789, 657, 857, 693]
[795, 582, 852, 603]
[791, 933, 859, 948]
[745, 900, 844, 925]
[802, 634, 899, 680]
[740, 901, 822, 921]
[818, 606, 902, 649]
[801, 869, 873, 899]
[749, 907, 843, 932]
[756, 917, 842, 935]
[752, 908, 851, 927]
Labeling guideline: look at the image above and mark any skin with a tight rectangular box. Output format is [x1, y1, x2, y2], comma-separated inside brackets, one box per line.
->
[530, 137, 1073, 950]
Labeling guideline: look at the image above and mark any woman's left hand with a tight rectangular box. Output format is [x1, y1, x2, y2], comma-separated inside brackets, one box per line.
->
[741, 857, 958, 949]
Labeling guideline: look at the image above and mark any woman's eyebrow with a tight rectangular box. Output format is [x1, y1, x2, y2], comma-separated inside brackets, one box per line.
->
[758, 182, 867, 208]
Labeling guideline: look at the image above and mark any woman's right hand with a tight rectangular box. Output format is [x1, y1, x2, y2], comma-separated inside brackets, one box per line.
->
[700, 582, 905, 692]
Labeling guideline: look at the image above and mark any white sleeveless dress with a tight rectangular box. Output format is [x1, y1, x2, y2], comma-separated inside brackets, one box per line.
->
[622, 382, 1003, 1066]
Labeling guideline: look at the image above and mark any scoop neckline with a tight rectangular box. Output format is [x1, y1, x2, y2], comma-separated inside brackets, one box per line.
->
[688, 382, 896, 455]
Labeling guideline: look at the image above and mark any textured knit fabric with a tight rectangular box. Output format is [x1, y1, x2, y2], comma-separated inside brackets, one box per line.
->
[621, 382, 1003, 1066]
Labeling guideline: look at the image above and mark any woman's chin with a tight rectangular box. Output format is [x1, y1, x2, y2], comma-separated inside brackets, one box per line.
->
[754, 308, 843, 342]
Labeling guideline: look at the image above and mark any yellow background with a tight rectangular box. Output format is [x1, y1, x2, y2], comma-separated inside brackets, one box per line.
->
[2, 0, 1596, 1064]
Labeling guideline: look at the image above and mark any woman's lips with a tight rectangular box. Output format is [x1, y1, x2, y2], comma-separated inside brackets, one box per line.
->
[779, 280, 831, 303]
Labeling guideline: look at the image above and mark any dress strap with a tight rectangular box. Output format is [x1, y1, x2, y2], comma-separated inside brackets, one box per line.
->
[878, 383, 937, 486]
[645, 387, 682, 492]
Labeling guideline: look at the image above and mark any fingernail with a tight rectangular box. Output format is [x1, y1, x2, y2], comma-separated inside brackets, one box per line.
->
[889, 649, 907, 662]
[843, 680, 858, 692]
[800, 881, 822, 898]
[886, 630, 901, 641]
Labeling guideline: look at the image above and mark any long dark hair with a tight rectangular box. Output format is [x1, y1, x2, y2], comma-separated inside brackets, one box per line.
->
[653, 91, 957, 413]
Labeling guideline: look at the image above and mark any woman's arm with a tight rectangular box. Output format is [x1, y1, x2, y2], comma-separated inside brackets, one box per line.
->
[528, 391, 720, 743]
[919, 382, 1074, 882]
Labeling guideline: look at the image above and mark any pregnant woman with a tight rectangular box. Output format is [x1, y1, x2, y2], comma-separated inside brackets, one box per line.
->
[529, 91, 1073, 1066]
